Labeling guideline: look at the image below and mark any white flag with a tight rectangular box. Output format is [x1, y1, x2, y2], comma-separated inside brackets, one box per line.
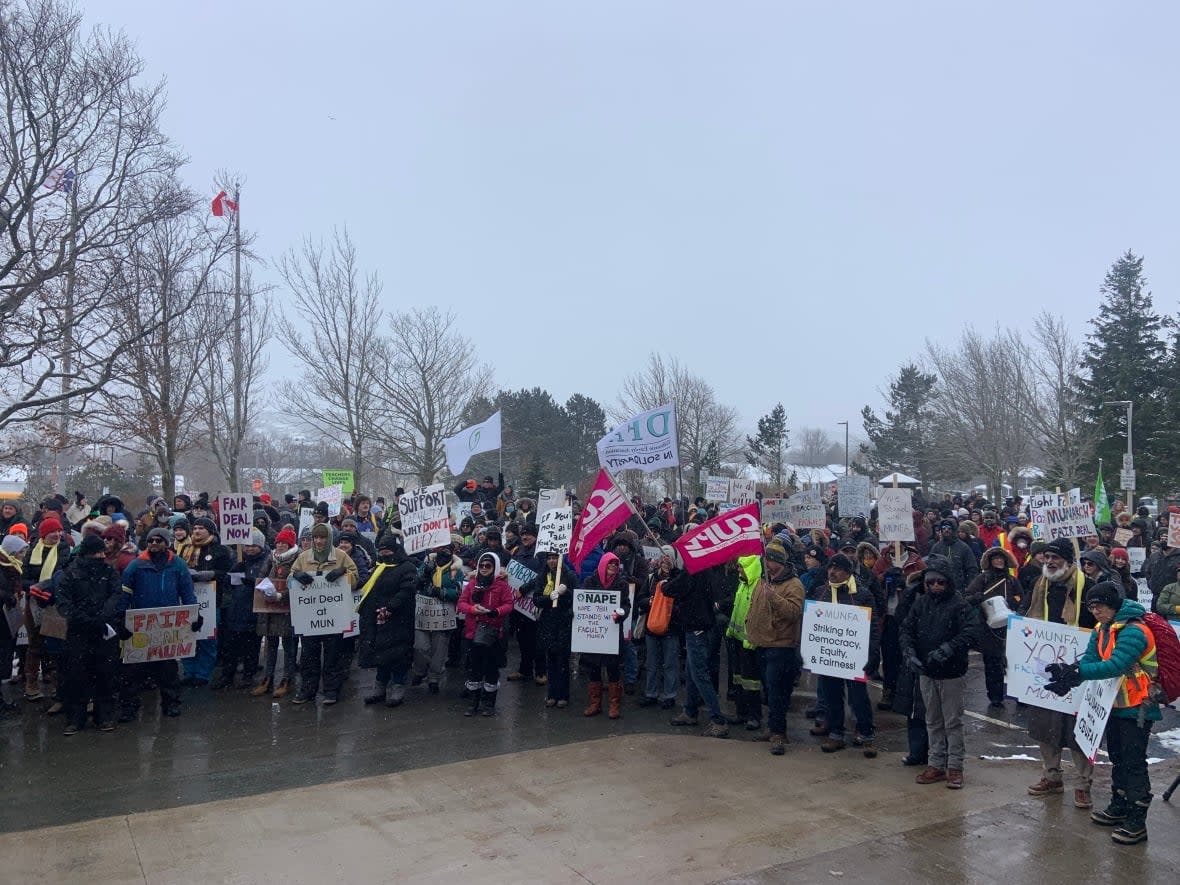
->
[443, 411, 502, 476]
[596, 403, 679, 473]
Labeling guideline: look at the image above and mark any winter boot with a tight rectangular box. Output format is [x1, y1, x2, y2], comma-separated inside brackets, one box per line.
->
[364, 682, 389, 705]
[1091, 791, 1131, 826]
[481, 687, 498, 717]
[385, 682, 407, 708]
[1111, 796, 1151, 845]
[583, 682, 603, 717]
[464, 688, 483, 717]
[272, 678, 290, 699]
[251, 677, 273, 697]
[607, 682, 623, 719]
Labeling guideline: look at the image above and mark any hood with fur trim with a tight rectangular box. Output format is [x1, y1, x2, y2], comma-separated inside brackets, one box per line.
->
[980, 546, 1018, 572]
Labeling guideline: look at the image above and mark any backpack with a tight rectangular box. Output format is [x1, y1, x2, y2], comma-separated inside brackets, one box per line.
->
[1139, 611, 1180, 703]
[646, 580, 674, 636]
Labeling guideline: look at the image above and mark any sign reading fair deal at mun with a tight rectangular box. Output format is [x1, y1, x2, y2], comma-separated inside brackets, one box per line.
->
[289, 575, 353, 636]
[398, 484, 450, 555]
[217, 494, 252, 545]
[596, 403, 679, 473]
[1004, 614, 1091, 714]
[800, 600, 870, 682]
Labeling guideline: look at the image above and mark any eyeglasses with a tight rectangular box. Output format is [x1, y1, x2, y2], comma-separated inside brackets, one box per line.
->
[924, 578, 948, 587]
[1086, 602, 1107, 611]
[147, 538, 167, 544]
[478, 563, 494, 569]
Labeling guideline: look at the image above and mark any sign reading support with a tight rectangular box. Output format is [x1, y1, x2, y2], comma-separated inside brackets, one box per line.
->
[1074, 677, 1121, 763]
[571, 588, 621, 655]
[217, 494, 252, 544]
[1004, 614, 1091, 713]
[800, 600, 871, 681]
[289, 575, 353, 636]
[122, 605, 199, 664]
[398, 484, 451, 555]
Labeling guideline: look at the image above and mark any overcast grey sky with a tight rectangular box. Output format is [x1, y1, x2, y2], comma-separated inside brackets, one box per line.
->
[84, 1, 1180, 439]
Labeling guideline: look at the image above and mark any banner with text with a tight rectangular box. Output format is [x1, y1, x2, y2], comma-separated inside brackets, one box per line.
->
[672, 502, 762, 574]
[122, 605, 199, 664]
[569, 470, 631, 567]
[399, 484, 451, 555]
[320, 470, 355, 495]
[1004, 614, 1092, 713]
[596, 404, 679, 473]
[800, 600, 871, 681]
[877, 488, 915, 542]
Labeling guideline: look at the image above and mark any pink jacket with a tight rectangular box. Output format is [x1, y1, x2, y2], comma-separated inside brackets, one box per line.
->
[457, 552, 514, 640]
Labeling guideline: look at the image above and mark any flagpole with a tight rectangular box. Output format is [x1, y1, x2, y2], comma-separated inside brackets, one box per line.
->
[607, 467, 664, 550]
[231, 183, 242, 493]
[52, 177, 80, 490]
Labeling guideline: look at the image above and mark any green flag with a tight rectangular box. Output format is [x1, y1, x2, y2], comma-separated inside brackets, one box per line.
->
[1094, 466, 1111, 527]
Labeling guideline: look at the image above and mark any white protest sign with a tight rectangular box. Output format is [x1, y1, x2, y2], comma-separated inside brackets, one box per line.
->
[596, 403, 679, 473]
[1113, 528, 1134, 546]
[760, 497, 790, 526]
[800, 600, 871, 681]
[642, 545, 663, 562]
[1028, 492, 1062, 541]
[877, 488, 915, 542]
[537, 488, 565, 517]
[514, 595, 539, 622]
[505, 559, 538, 591]
[787, 488, 826, 531]
[571, 587, 622, 654]
[297, 507, 314, 540]
[1004, 614, 1091, 714]
[414, 595, 457, 631]
[1074, 676, 1121, 763]
[121, 605, 199, 664]
[341, 587, 364, 639]
[836, 475, 871, 520]
[1067, 488, 1082, 505]
[398, 484, 450, 555]
[289, 575, 353, 636]
[217, 494, 252, 545]
[1030, 494, 1094, 541]
[1127, 546, 1146, 575]
[1136, 577, 1152, 608]
[454, 501, 473, 526]
[536, 506, 573, 554]
[730, 479, 756, 507]
[704, 476, 731, 503]
[316, 484, 344, 518]
[192, 581, 217, 640]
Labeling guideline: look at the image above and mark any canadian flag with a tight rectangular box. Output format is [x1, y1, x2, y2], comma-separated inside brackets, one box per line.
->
[211, 190, 238, 217]
[568, 469, 631, 567]
[672, 503, 763, 574]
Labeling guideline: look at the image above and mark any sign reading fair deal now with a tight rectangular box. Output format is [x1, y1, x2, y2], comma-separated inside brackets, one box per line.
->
[1004, 614, 1091, 714]
[801, 600, 871, 682]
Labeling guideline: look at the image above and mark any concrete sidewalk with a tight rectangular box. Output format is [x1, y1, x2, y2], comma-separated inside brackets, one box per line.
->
[5, 733, 1178, 885]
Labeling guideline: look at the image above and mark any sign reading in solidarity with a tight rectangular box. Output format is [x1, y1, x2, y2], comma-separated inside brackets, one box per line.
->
[800, 600, 871, 681]
[672, 502, 762, 573]
[1004, 614, 1092, 714]
[877, 488, 915, 542]
[786, 489, 826, 531]
[289, 575, 353, 636]
[596, 404, 679, 473]
[536, 506, 573, 555]
[217, 494, 252, 544]
[1074, 676, 1121, 763]
[571, 588, 621, 655]
[569, 469, 631, 566]
[122, 605, 199, 664]
[836, 475, 871, 520]
[398, 484, 451, 555]
[320, 469, 354, 494]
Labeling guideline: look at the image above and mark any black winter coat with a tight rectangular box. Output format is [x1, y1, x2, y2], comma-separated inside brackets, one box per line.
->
[357, 559, 418, 668]
[56, 556, 123, 639]
[663, 567, 720, 633]
[926, 538, 980, 590]
[899, 588, 981, 680]
[531, 564, 578, 654]
[807, 578, 882, 674]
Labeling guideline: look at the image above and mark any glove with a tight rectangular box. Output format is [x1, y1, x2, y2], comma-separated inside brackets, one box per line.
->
[191, 614, 204, 633]
[192, 570, 216, 582]
[905, 652, 925, 674]
[294, 573, 315, 586]
[115, 623, 133, 641]
[1044, 661, 1081, 684]
[927, 643, 953, 666]
[324, 567, 346, 583]
[29, 584, 52, 603]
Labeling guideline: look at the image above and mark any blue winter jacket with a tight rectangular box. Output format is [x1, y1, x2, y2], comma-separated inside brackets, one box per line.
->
[119, 551, 196, 611]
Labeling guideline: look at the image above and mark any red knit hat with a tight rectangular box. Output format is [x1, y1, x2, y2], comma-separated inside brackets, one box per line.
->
[1110, 547, 1129, 561]
[37, 517, 62, 536]
[275, 527, 297, 548]
[9, 523, 28, 540]
[102, 524, 127, 544]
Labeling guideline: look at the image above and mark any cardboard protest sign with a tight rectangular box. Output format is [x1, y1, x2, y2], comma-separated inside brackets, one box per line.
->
[537, 488, 565, 517]
[571, 588, 622, 654]
[536, 506, 573, 554]
[1029, 493, 1094, 541]
[414, 595, 457, 631]
[121, 605, 199, 664]
[800, 600, 871, 682]
[786, 489, 826, 531]
[217, 494, 252, 544]
[1004, 614, 1091, 714]
[596, 404, 679, 473]
[320, 469, 355, 495]
[398, 484, 450, 555]
[760, 497, 790, 526]
[1113, 528, 1134, 546]
[316, 484, 344, 517]
[877, 488, 915, 542]
[729, 479, 756, 507]
[704, 477, 730, 503]
[252, 577, 290, 615]
[289, 575, 353, 636]
[506, 559, 538, 591]
[454, 501, 473, 527]
[1074, 676, 1122, 763]
[836, 475, 871, 520]
[1170, 514, 1180, 549]
[192, 581, 218, 639]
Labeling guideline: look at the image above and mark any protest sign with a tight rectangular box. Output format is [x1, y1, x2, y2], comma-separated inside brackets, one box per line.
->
[320, 469, 355, 495]
[316, 484, 344, 517]
[1074, 677, 1122, 763]
[1170, 514, 1180, 549]
[454, 501, 473, 527]
[443, 411, 502, 475]
[537, 488, 565, 517]
[571, 588, 622, 655]
[596, 404, 679, 473]
[800, 600, 871, 682]
[415, 595, 457, 631]
[1029, 493, 1094, 541]
[121, 605, 199, 664]
[506, 559, 538, 591]
[836, 475, 871, 520]
[217, 494, 252, 544]
[1113, 528, 1134, 546]
[1172, 620, 1180, 642]
[729, 479, 756, 507]
[569, 470, 631, 567]
[704, 476, 731, 503]
[1127, 546, 1146, 575]
[1028, 492, 1062, 541]
[786, 489, 825, 531]
[877, 488, 915, 542]
[290, 575, 353, 636]
[192, 581, 218, 640]
[341, 587, 363, 639]
[1136, 577, 1152, 608]
[642, 545, 663, 562]
[1004, 614, 1091, 714]
[760, 497, 790, 526]
[252, 577, 290, 615]
[536, 506, 573, 554]
[513, 595, 539, 622]
[673, 503, 762, 573]
[398, 484, 450, 555]
[297, 507, 314, 540]
[1067, 488, 1082, 505]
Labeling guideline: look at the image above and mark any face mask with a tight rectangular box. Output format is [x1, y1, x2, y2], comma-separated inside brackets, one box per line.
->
[378, 553, 396, 564]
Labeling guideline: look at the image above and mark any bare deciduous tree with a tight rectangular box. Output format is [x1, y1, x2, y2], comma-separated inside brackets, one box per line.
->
[789, 426, 842, 468]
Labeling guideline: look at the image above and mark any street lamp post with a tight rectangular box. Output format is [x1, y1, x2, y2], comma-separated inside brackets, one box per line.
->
[1101, 400, 1134, 508]
[837, 421, 849, 475]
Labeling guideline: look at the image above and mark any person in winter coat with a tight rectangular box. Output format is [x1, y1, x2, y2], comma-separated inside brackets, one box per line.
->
[745, 540, 806, 754]
[1155, 562, 1180, 618]
[956, 520, 984, 561]
[529, 551, 577, 707]
[411, 545, 463, 694]
[725, 553, 765, 732]
[1044, 583, 1162, 845]
[117, 528, 199, 719]
[21, 516, 72, 706]
[1146, 541, 1180, 611]
[1108, 548, 1137, 601]
[102, 524, 137, 574]
[635, 551, 681, 711]
[926, 520, 980, 590]
[900, 556, 983, 790]
[578, 551, 633, 721]
[664, 552, 728, 737]
[457, 551, 514, 716]
[963, 547, 1023, 708]
[1079, 549, 1119, 599]
[55, 535, 124, 734]
[215, 529, 269, 690]
[505, 523, 544, 684]
[178, 517, 234, 687]
[871, 542, 926, 711]
[0, 535, 26, 707]
[609, 533, 649, 694]
[806, 553, 881, 756]
[358, 534, 419, 707]
[254, 526, 298, 698]
[289, 523, 359, 705]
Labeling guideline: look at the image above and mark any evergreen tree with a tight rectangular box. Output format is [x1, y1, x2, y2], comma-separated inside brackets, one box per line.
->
[860, 363, 940, 490]
[1076, 251, 1166, 485]
[746, 403, 789, 487]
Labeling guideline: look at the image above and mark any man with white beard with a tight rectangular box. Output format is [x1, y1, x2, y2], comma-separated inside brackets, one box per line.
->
[1022, 537, 1098, 810]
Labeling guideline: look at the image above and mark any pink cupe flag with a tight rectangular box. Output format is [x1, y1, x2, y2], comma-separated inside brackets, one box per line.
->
[569, 470, 631, 567]
[673, 503, 763, 574]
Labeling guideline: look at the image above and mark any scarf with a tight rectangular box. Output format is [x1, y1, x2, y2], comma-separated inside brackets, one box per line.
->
[356, 563, 389, 609]
[829, 574, 858, 604]
[30, 541, 59, 583]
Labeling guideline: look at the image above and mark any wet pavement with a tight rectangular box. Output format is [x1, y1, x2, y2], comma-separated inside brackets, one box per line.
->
[1, 654, 1178, 882]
